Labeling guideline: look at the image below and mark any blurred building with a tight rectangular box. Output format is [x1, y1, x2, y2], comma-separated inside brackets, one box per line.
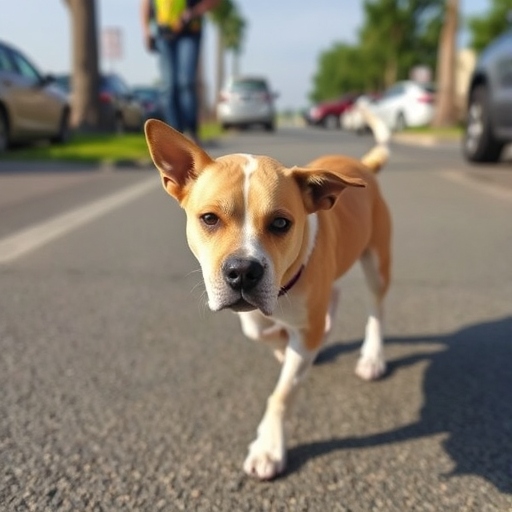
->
[456, 48, 477, 120]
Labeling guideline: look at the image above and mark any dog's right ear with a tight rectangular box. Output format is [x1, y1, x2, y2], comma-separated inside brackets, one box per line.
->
[144, 119, 214, 202]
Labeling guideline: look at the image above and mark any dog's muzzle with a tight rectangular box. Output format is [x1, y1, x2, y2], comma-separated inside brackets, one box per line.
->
[219, 256, 268, 313]
[222, 256, 264, 292]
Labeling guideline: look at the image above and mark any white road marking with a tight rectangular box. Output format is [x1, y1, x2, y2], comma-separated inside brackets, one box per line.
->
[440, 170, 512, 200]
[0, 177, 159, 264]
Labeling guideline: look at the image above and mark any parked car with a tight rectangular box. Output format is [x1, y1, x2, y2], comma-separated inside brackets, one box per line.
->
[304, 93, 359, 129]
[340, 93, 381, 133]
[55, 73, 144, 133]
[216, 76, 277, 131]
[0, 40, 70, 152]
[463, 29, 512, 163]
[368, 81, 435, 131]
[132, 86, 165, 121]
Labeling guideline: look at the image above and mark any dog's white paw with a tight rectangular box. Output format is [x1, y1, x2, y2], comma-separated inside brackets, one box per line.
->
[355, 355, 386, 381]
[243, 438, 286, 480]
[243, 416, 286, 480]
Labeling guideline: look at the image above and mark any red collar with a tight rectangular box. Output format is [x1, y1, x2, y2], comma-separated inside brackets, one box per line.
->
[278, 265, 305, 297]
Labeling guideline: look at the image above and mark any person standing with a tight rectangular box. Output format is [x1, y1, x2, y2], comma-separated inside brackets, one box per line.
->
[140, 0, 220, 143]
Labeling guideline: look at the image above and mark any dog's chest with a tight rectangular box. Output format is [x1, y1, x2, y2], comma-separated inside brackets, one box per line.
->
[270, 293, 308, 331]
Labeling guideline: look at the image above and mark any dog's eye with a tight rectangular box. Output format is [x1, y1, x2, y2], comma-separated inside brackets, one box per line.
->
[269, 217, 291, 234]
[200, 213, 219, 226]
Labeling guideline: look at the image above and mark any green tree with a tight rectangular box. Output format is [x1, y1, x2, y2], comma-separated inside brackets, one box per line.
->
[360, 0, 443, 88]
[310, 44, 367, 102]
[209, 0, 246, 103]
[309, 0, 443, 102]
[467, 0, 511, 52]
[222, 9, 246, 76]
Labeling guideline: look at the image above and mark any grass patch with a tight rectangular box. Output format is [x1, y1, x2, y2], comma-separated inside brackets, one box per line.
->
[403, 124, 463, 138]
[0, 123, 222, 164]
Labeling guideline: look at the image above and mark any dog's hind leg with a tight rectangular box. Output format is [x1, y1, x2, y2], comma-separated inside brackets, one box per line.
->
[324, 284, 341, 337]
[355, 248, 389, 380]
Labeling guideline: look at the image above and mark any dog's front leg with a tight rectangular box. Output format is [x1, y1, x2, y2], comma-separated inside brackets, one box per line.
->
[243, 329, 317, 480]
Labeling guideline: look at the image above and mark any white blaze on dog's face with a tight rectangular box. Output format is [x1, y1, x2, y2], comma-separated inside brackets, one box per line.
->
[183, 153, 309, 315]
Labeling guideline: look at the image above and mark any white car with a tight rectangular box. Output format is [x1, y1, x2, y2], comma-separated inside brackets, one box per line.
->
[341, 94, 379, 133]
[216, 76, 277, 131]
[368, 81, 435, 131]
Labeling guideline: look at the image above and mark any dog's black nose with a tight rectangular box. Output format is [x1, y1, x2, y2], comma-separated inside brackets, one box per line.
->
[222, 257, 264, 291]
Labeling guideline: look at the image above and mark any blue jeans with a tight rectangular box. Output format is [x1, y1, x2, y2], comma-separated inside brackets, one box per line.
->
[156, 32, 201, 136]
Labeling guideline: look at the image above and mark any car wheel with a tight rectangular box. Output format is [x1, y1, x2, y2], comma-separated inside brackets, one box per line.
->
[463, 84, 504, 163]
[395, 112, 406, 131]
[51, 109, 71, 144]
[324, 114, 339, 130]
[0, 109, 9, 153]
[264, 121, 275, 132]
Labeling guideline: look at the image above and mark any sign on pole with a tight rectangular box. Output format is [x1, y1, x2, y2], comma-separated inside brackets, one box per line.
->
[102, 27, 123, 70]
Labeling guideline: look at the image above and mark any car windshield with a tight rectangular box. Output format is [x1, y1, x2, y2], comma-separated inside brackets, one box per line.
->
[230, 79, 268, 93]
[103, 74, 131, 94]
[133, 89, 159, 101]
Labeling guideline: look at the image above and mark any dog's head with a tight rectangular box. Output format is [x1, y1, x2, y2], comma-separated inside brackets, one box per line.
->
[145, 120, 365, 316]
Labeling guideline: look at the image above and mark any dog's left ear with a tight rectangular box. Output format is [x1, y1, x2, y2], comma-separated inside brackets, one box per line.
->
[291, 167, 367, 212]
[144, 119, 214, 202]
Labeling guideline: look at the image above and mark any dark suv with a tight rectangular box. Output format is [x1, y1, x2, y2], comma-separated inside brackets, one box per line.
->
[463, 29, 512, 163]
[55, 73, 144, 133]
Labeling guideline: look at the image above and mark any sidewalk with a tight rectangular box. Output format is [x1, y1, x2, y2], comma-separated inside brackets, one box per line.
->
[393, 132, 460, 148]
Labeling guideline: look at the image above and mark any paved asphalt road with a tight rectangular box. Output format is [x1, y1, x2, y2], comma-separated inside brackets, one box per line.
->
[1, 128, 511, 511]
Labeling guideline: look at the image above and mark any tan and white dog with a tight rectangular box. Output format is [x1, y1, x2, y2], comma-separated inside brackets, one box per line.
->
[144, 111, 391, 481]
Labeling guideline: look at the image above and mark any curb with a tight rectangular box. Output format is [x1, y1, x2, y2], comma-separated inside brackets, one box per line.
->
[0, 159, 154, 173]
[392, 133, 461, 147]
[98, 159, 154, 172]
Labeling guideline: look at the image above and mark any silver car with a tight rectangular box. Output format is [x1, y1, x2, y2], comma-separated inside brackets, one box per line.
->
[216, 76, 277, 132]
[0, 40, 70, 152]
[463, 29, 512, 163]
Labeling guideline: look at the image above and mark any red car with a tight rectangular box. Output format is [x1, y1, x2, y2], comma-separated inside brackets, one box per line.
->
[305, 93, 359, 129]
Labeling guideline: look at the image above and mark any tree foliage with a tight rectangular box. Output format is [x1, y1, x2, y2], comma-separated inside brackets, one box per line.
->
[467, 0, 511, 52]
[209, 0, 246, 100]
[210, 0, 246, 53]
[310, 44, 367, 103]
[361, 0, 443, 87]
[310, 0, 443, 102]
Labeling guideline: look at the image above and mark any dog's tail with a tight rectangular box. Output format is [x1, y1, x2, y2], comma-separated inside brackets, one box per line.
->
[359, 104, 390, 174]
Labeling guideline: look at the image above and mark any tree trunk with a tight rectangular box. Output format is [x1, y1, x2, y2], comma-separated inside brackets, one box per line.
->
[64, 0, 103, 131]
[197, 52, 212, 122]
[432, 0, 459, 127]
[232, 50, 240, 77]
[215, 28, 225, 114]
[384, 58, 398, 88]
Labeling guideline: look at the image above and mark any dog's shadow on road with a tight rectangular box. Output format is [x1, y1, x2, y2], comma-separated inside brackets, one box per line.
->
[287, 316, 512, 494]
